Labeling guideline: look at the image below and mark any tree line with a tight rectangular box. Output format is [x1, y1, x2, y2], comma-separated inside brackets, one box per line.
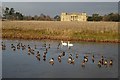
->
[2, 7, 60, 21]
[2, 7, 120, 22]
[87, 13, 120, 22]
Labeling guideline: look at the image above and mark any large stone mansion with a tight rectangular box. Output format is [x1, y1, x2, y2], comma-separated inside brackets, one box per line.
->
[61, 12, 87, 21]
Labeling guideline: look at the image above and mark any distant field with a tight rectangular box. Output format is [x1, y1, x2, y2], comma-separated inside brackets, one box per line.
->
[2, 21, 119, 43]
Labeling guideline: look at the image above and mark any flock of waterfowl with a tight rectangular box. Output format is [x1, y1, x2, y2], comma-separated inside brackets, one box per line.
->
[1, 40, 113, 68]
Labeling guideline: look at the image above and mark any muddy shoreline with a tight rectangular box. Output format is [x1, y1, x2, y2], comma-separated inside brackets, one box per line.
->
[2, 36, 119, 43]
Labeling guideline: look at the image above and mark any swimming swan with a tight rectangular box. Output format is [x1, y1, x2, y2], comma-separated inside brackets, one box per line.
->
[61, 41, 67, 46]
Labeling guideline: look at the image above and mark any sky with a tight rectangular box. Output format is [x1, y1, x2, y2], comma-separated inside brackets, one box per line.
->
[2, 2, 118, 17]
[1, 0, 120, 2]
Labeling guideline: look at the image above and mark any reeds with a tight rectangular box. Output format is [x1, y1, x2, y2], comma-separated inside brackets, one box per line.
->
[2, 21, 119, 43]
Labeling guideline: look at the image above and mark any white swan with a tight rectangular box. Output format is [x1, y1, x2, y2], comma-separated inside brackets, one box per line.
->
[61, 41, 67, 46]
[67, 41, 73, 47]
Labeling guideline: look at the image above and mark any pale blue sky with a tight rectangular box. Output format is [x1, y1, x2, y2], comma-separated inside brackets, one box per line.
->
[2, 2, 118, 17]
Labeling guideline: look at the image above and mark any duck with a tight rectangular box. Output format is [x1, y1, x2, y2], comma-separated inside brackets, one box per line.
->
[61, 41, 67, 46]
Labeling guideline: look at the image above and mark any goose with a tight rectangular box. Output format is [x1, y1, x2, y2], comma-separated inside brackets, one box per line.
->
[76, 54, 78, 58]
[84, 58, 88, 62]
[36, 51, 40, 57]
[36, 56, 40, 61]
[2, 43, 6, 50]
[69, 54, 72, 57]
[48, 44, 50, 49]
[101, 56, 104, 65]
[104, 60, 108, 66]
[43, 43, 46, 47]
[60, 51, 65, 57]
[58, 55, 61, 60]
[43, 54, 46, 58]
[81, 61, 85, 67]
[12, 46, 16, 51]
[49, 58, 54, 65]
[30, 49, 35, 55]
[11, 44, 14, 48]
[34, 45, 37, 49]
[57, 43, 61, 49]
[36, 57, 40, 61]
[67, 41, 73, 48]
[109, 60, 113, 66]
[21, 43, 23, 47]
[92, 55, 95, 63]
[49, 58, 54, 62]
[61, 41, 67, 46]
[98, 61, 101, 68]
[84, 55, 88, 62]
[45, 48, 48, 52]
[68, 57, 72, 63]
[43, 52, 47, 58]
[71, 58, 75, 64]
[43, 57, 46, 61]
[17, 43, 20, 49]
[58, 55, 61, 62]
[101, 56, 104, 61]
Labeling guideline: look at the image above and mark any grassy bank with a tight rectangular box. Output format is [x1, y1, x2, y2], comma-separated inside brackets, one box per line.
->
[2, 21, 119, 43]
